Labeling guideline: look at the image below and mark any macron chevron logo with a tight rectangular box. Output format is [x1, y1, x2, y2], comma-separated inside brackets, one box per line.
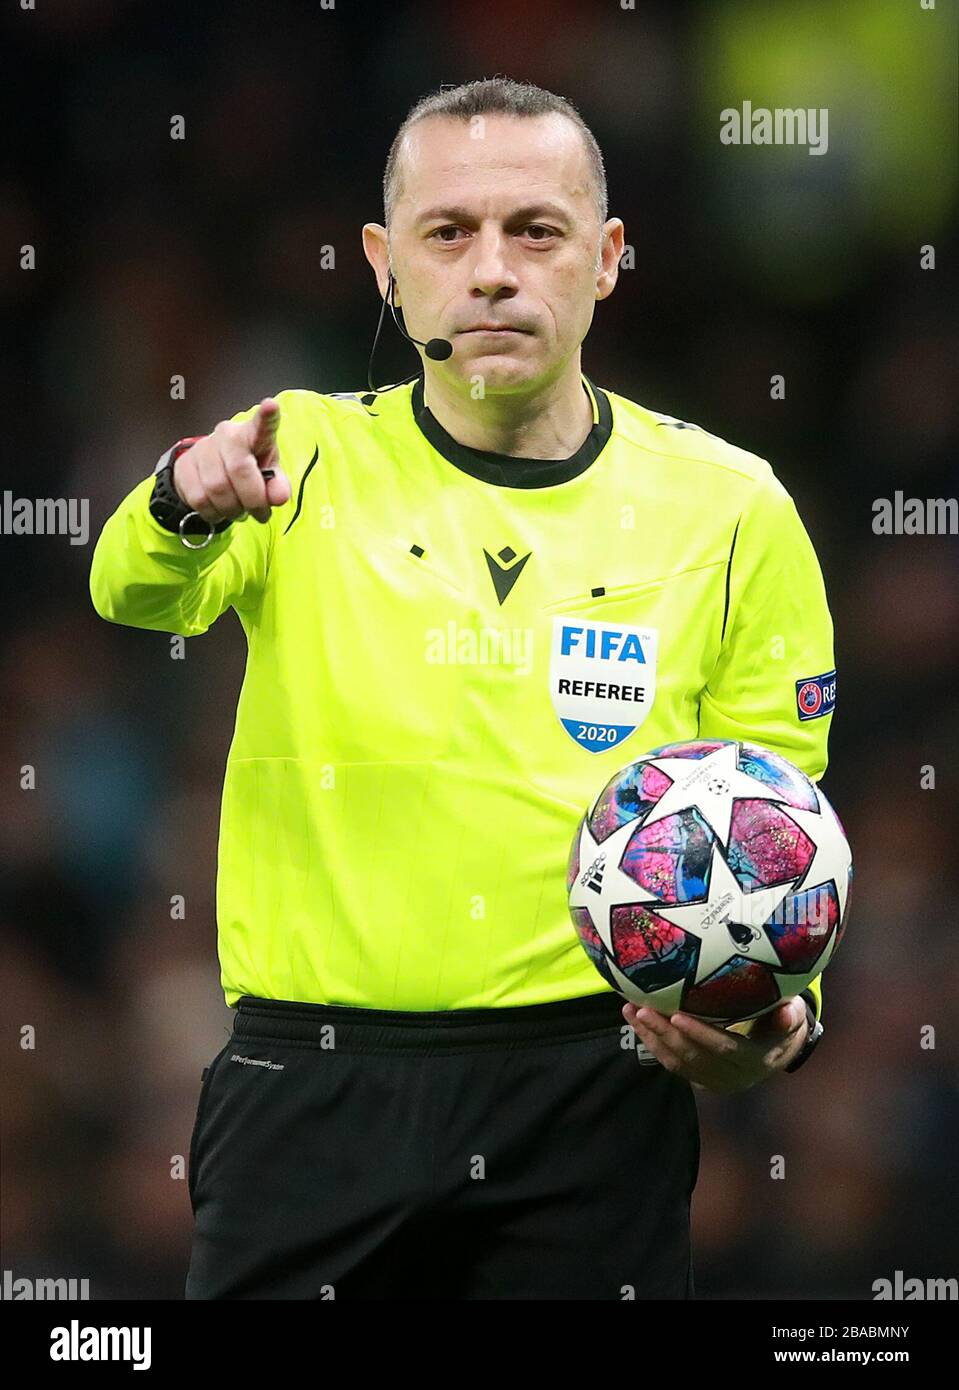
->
[484, 546, 531, 605]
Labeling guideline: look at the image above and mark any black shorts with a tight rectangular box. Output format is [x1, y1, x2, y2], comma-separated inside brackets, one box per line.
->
[185, 992, 700, 1300]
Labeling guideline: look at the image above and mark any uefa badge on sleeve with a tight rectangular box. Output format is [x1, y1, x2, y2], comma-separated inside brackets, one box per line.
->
[795, 669, 836, 721]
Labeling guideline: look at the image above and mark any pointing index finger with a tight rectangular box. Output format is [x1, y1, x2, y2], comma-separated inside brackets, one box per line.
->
[248, 397, 281, 466]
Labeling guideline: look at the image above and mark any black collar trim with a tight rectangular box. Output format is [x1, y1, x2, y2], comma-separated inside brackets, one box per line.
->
[410, 374, 613, 489]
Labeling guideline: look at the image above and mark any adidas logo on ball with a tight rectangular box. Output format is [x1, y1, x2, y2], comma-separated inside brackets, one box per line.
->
[580, 854, 606, 894]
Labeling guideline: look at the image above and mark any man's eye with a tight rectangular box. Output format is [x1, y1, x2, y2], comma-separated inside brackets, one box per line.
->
[523, 225, 556, 240]
[431, 226, 465, 242]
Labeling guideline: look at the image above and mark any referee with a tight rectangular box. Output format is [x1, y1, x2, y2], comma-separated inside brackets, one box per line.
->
[89, 78, 834, 1300]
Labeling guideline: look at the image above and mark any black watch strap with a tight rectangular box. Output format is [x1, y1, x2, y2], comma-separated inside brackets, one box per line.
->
[148, 439, 232, 538]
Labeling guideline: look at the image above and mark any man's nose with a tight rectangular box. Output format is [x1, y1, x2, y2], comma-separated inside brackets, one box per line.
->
[468, 229, 520, 296]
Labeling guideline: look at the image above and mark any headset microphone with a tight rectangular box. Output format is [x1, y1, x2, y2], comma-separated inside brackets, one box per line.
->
[366, 272, 453, 394]
[387, 272, 453, 361]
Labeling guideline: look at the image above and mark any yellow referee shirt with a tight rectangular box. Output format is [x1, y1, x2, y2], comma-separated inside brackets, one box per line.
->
[89, 375, 834, 1017]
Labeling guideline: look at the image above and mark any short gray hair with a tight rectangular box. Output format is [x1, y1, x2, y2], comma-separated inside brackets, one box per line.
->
[383, 77, 608, 230]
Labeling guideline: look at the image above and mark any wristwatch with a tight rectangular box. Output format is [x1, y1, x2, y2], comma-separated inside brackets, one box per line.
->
[783, 991, 824, 1074]
[148, 437, 232, 549]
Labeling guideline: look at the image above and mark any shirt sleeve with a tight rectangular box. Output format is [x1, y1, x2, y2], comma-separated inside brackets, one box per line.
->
[699, 467, 835, 1027]
[89, 398, 283, 638]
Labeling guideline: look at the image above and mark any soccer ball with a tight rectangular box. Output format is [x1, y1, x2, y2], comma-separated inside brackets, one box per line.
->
[567, 739, 852, 1025]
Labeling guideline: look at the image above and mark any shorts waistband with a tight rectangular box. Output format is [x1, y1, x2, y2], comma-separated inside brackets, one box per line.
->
[233, 992, 627, 1053]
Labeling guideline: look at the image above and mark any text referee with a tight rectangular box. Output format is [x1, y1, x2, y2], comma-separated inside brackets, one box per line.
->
[89, 79, 834, 1300]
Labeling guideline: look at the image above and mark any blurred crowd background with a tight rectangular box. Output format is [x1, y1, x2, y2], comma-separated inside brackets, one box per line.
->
[2, 0, 957, 1300]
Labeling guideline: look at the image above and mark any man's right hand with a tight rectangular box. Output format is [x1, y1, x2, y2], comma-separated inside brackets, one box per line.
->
[173, 398, 293, 525]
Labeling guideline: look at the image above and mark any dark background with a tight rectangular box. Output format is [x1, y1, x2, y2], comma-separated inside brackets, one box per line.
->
[2, 0, 957, 1298]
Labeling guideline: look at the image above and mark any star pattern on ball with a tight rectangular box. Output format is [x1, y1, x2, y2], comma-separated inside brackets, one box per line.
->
[652, 841, 794, 985]
[605, 952, 687, 1015]
[779, 799, 853, 918]
[639, 743, 785, 848]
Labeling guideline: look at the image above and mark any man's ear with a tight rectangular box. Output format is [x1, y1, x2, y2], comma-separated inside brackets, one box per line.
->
[595, 218, 625, 302]
[362, 222, 391, 300]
